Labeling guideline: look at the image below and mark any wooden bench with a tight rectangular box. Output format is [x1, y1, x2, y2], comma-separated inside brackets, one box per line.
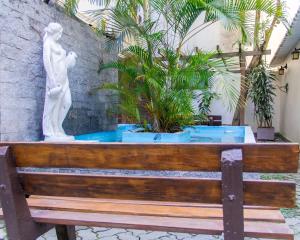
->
[0, 142, 299, 240]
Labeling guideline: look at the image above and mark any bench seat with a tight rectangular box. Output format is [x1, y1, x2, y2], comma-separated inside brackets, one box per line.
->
[0, 143, 298, 240]
[0, 196, 294, 239]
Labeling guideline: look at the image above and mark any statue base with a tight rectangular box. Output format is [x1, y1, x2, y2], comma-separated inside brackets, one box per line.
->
[44, 135, 75, 142]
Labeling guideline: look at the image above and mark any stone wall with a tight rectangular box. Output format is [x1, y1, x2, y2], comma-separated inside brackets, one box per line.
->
[0, 0, 118, 141]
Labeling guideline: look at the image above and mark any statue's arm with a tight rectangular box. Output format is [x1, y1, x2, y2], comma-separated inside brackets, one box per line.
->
[66, 51, 77, 69]
[43, 42, 57, 89]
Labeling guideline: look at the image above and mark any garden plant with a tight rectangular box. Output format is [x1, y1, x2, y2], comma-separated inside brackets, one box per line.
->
[248, 62, 277, 139]
[65, 0, 286, 133]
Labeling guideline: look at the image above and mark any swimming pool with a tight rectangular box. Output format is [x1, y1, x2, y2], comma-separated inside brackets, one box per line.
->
[184, 126, 255, 143]
[75, 124, 256, 143]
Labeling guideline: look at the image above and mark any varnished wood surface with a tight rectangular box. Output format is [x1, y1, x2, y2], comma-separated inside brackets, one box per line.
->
[0, 146, 52, 239]
[0, 142, 297, 239]
[55, 225, 76, 240]
[0, 198, 292, 240]
[29, 196, 279, 209]
[19, 173, 296, 207]
[221, 149, 244, 239]
[27, 196, 285, 223]
[1, 142, 298, 172]
[0, 209, 293, 239]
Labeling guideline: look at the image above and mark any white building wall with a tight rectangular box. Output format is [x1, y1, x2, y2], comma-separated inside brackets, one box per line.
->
[267, 0, 300, 63]
[78, 3, 246, 125]
[183, 20, 242, 125]
[79, 2, 280, 128]
[77, 0, 300, 133]
[275, 41, 300, 142]
[267, 1, 300, 141]
[167, 6, 300, 129]
[242, 0, 300, 132]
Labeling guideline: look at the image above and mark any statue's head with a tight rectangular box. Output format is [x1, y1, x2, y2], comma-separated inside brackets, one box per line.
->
[44, 22, 63, 41]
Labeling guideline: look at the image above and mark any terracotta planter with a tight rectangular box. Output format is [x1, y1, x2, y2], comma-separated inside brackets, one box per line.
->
[257, 127, 275, 141]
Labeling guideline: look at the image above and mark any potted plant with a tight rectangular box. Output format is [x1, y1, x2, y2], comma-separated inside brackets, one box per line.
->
[69, 0, 279, 142]
[93, 1, 243, 142]
[248, 63, 277, 140]
[64, 0, 284, 142]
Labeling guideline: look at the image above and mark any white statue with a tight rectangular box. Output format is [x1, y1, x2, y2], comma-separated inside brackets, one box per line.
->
[42, 22, 77, 141]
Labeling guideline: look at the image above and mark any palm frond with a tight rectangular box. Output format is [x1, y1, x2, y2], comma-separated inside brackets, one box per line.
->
[64, 0, 79, 15]
[99, 61, 138, 78]
[74, 0, 286, 132]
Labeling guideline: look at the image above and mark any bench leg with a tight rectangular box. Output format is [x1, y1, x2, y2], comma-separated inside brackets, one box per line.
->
[56, 225, 76, 240]
[0, 146, 52, 240]
[221, 149, 244, 240]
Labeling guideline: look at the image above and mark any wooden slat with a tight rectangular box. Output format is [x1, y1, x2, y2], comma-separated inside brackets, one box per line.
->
[214, 49, 272, 58]
[18, 210, 297, 239]
[3, 142, 299, 172]
[29, 195, 279, 209]
[27, 196, 285, 223]
[19, 173, 296, 208]
[0, 146, 53, 239]
[0, 208, 293, 239]
[221, 149, 244, 239]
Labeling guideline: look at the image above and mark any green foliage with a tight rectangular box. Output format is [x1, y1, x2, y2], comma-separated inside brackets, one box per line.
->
[248, 63, 277, 128]
[260, 174, 286, 181]
[196, 90, 219, 123]
[97, 0, 241, 132]
[62, 0, 284, 132]
[64, 0, 286, 48]
[64, 0, 79, 16]
[101, 51, 226, 132]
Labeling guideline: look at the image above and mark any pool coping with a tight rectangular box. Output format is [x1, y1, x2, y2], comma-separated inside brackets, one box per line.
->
[245, 126, 256, 143]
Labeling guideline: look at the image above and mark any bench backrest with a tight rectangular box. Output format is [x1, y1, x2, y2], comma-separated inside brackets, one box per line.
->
[0, 142, 299, 208]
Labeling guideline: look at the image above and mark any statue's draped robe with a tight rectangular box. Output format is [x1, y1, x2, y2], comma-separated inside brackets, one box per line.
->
[43, 40, 72, 138]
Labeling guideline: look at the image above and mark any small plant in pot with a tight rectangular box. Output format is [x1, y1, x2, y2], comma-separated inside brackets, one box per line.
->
[248, 63, 277, 141]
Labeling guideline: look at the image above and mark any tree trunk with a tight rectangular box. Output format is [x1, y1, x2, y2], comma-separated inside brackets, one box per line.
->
[143, 0, 150, 20]
[232, 45, 247, 125]
[232, 0, 281, 125]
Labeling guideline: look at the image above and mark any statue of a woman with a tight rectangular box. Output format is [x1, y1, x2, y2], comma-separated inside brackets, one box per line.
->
[43, 22, 77, 141]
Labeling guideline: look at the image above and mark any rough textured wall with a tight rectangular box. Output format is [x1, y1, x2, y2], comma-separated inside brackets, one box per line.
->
[0, 0, 117, 141]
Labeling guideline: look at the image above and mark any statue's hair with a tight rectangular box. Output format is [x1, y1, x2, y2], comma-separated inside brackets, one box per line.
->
[44, 22, 63, 41]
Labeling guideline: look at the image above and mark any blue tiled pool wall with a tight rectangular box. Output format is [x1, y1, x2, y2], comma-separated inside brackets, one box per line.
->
[184, 126, 245, 143]
[122, 131, 191, 143]
[75, 124, 255, 143]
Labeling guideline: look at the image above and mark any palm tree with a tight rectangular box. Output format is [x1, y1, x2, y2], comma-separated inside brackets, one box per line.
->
[232, 0, 288, 125]
[65, 0, 284, 52]
[64, 0, 285, 132]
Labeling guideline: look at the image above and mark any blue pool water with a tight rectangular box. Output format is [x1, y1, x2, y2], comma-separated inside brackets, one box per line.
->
[75, 124, 256, 143]
[75, 124, 137, 142]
